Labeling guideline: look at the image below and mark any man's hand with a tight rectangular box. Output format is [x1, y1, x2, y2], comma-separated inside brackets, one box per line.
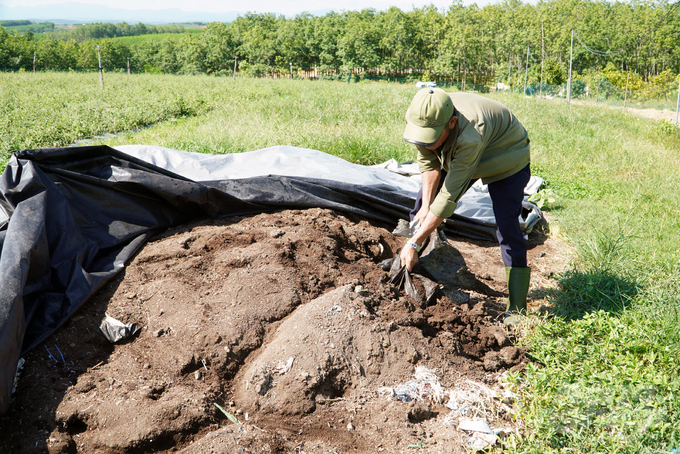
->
[414, 205, 429, 225]
[400, 243, 419, 272]
[400, 211, 446, 272]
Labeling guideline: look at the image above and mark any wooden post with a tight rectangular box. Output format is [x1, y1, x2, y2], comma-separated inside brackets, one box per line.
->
[675, 70, 680, 126]
[127, 57, 130, 75]
[567, 29, 573, 104]
[540, 21, 544, 98]
[97, 46, 104, 89]
[233, 56, 238, 80]
[623, 73, 630, 109]
[524, 45, 529, 95]
[463, 61, 467, 92]
[507, 53, 512, 90]
[33, 51, 36, 74]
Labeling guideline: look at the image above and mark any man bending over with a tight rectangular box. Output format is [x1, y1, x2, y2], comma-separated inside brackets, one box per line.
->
[400, 88, 531, 325]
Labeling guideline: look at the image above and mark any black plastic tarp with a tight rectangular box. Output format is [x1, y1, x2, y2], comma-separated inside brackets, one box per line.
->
[0, 145, 530, 414]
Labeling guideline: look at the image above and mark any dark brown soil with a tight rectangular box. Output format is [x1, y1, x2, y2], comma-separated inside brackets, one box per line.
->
[0, 208, 567, 454]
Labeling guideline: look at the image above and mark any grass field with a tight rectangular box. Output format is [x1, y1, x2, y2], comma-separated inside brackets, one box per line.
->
[2, 73, 680, 452]
[0, 71, 230, 166]
[112, 30, 203, 45]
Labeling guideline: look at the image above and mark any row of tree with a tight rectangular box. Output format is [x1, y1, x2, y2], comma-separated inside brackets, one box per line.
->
[1, 0, 679, 87]
[0, 21, 55, 34]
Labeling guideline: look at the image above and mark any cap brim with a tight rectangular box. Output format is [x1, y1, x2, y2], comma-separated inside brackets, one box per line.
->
[403, 121, 445, 147]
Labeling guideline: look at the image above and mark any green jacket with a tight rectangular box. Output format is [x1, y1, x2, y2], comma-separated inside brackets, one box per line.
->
[416, 92, 530, 219]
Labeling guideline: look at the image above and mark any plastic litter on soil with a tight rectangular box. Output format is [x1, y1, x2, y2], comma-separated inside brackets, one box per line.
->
[0, 207, 568, 454]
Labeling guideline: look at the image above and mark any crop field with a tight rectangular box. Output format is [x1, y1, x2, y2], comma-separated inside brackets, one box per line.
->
[2, 72, 680, 451]
[0, 72, 419, 167]
[113, 30, 203, 45]
[0, 72, 229, 166]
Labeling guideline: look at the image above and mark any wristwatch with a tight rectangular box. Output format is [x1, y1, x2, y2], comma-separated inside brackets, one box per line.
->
[405, 241, 421, 253]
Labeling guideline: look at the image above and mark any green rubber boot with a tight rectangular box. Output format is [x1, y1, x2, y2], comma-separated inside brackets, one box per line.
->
[503, 267, 531, 326]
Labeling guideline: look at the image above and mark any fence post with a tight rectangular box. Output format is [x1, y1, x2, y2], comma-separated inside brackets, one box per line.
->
[507, 53, 512, 88]
[567, 29, 573, 104]
[675, 72, 680, 126]
[233, 56, 238, 80]
[624, 73, 630, 109]
[33, 51, 36, 74]
[540, 21, 545, 99]
[127, 57, 130, 75]
[97, 46, 104, 89]
[463, 61, 467, 92]
[524, 45, 529, 96]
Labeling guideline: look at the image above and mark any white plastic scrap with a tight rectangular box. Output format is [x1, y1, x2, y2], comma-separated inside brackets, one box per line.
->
[380, 371, 518, 451]
[459, 418, 498, 450]
[272, 357, 295, 375]
[466, 432, 498, 451]
[458, 418, 515, 451]
[378, 366, 447, 403]
[445, 379, 502, 416]
[459, 418, 494, 434]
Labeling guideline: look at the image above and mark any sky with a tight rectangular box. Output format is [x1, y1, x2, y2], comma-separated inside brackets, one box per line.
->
[0, 0, 484, 16]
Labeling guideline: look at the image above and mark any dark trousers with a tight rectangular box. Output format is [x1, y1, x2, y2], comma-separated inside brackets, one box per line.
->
[410, 164, 531, 268]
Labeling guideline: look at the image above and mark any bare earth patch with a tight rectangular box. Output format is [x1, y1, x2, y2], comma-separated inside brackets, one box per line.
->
[0, 208, 568, 454]
[615, 105, 678, 123]
[567, 98, 678, 123]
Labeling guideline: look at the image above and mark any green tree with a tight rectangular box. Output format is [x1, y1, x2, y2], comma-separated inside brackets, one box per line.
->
[199, 22, 237, 72]
[231, 13, 279, 74]
[315, 12, 343, 71]
[377, 7, 417, 71]
[337, 9, 381, 71]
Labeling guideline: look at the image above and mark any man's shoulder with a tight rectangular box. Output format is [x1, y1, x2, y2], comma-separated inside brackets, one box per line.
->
[447, 92, 484, 100]
[448, 92, 506, 109]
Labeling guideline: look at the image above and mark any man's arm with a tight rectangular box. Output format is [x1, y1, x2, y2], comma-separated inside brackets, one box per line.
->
[413, 168, 441, 224]
[400, 211, 444, 271]
[401, 168, 445, 272]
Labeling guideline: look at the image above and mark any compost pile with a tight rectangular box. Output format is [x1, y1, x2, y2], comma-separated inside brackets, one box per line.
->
[0, 207, 563, 454]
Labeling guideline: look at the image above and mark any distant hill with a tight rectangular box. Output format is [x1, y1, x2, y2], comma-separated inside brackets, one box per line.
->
[0, 2, 243, 24]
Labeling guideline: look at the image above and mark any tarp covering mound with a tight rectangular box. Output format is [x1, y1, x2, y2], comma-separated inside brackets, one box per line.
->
[0, 145, 542, 414]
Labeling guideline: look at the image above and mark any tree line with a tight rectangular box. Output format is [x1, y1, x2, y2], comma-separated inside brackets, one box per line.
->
[1, 0, 679, 88]
[1, 20, 55, 34]
[50, 22, 188, 41]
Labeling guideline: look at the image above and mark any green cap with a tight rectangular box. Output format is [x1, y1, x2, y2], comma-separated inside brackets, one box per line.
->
[403, 88, 454, 146]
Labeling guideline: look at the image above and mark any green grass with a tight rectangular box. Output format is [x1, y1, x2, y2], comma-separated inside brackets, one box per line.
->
[0, 72, 229, 166]
[497, 94, 680, 452]
[0, 74, 416, 167]
[95, 77, 417, 165]
[2, 73, 680, 451]
[112, 31, 202, 45]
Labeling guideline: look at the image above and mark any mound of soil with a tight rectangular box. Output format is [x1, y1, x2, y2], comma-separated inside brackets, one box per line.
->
[0, 208, 566, 453]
